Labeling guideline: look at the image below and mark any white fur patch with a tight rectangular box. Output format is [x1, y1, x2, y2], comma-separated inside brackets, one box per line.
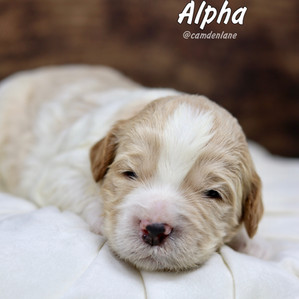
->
[156, 103, 214, 186]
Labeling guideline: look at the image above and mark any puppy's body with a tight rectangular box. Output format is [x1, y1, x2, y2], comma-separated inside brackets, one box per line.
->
[0, 66, 175, 215]
[0, 66, 263, 271]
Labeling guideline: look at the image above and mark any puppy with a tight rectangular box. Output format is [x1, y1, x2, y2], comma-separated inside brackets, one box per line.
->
[0, 65, 263, 271]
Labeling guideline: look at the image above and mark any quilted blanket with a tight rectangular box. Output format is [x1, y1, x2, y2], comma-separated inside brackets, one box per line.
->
[0, 143, 298, 299]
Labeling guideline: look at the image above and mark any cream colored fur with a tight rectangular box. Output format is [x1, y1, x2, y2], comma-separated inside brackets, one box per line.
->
[0, 65, 263, 271]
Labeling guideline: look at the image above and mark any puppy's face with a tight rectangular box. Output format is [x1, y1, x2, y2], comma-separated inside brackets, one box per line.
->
[90, 95, 263, 271]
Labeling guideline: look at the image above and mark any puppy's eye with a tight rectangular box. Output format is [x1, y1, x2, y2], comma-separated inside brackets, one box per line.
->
[122, 171, 138, 180]
[204, 190, 222, 200]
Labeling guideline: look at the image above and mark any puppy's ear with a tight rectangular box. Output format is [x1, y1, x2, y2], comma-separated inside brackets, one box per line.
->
[243, 171, 264, 238]
[90, 123, 122, 182]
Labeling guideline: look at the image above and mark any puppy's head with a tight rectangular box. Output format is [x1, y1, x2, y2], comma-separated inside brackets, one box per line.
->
[90, 95, 263, 271]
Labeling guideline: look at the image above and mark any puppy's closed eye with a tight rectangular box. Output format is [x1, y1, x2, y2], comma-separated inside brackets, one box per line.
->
[204, 190, 222, 200]
[122, 171, 138, 180]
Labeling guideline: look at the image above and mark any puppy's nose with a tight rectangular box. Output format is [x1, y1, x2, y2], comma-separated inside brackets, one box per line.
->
[140, 221, 172, 246]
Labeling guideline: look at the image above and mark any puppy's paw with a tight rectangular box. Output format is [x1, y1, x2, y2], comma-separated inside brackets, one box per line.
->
[82, 201, 104, 235]
[239, 237, 273, 260]
[87, 217, 103, 235]
[229, 228, 273, 260]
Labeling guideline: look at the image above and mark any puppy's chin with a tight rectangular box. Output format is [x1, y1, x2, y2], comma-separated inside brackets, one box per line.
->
[110, 239, 213, 272]
[109, 230, 216, 272]
[101, 185, 236, 272]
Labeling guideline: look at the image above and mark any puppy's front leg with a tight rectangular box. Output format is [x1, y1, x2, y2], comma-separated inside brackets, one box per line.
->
[29, 150, 104, 235]
[81, 200, 104, 235]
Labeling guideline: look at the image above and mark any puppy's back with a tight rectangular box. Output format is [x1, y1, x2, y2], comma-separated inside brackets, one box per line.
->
[0, 65, 139, 193]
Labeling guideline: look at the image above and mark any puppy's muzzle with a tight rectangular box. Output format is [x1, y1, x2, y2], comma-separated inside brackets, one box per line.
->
[140, 220, 173, 246]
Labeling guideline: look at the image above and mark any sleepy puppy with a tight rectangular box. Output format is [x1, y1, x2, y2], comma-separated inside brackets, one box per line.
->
[0, 66, 263, 271]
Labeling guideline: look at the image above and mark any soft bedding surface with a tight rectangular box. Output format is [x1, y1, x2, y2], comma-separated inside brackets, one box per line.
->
[0, 143, 299, 299]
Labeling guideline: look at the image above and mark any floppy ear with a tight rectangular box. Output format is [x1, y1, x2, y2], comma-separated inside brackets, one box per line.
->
[90, 124, 121, 182]
[243, 171, 264, 238]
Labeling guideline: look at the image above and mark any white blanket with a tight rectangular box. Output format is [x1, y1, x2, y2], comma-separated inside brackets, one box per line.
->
[0, 143, 299, 299]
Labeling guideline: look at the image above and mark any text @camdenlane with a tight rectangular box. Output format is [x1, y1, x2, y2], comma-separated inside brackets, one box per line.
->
[183, 30, 238, 40]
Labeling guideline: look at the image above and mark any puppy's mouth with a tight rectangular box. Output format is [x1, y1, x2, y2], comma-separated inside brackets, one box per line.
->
[139, 220, 173, 247]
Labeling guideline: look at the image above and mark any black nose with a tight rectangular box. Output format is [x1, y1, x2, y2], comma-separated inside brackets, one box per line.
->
[142, 223, 171, 246]
[146, 223, 166, 235]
